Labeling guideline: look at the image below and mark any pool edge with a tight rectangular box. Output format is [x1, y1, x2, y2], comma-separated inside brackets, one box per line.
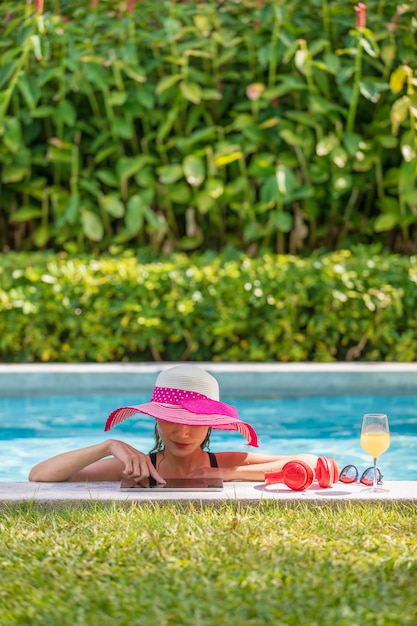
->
[1, 362, 417, 397]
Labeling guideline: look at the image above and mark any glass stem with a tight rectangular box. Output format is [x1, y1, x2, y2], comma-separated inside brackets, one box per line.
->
[373, 457, 378, 488]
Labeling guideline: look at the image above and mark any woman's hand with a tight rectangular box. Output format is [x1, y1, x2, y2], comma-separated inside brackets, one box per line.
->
[108, 440, 165, 484]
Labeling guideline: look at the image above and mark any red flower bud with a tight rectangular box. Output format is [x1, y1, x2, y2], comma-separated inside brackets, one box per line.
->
[355, 3, 366, 29]
[35, 0, 44, 14]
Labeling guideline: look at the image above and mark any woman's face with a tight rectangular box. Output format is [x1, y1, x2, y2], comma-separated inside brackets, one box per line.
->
[156, 420, 209, 456]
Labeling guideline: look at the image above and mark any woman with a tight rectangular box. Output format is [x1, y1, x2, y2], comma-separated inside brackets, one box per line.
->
[29, 364, 318, 483]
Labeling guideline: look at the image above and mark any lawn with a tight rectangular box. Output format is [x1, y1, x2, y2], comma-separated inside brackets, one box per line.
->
[0, 501, 416, 625]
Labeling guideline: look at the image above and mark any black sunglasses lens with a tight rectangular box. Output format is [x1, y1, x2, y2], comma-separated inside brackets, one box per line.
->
[361, 467, 383, 486]
[340, 465, 358, 483]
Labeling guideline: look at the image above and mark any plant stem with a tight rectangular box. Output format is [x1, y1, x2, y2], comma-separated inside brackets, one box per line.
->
[346, 33, 363, 134]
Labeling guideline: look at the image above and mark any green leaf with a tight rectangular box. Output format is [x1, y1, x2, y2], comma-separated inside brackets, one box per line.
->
[378, 197, 400, 214]
[247, 154, 275, 179]
[374, 213, 398, 232]
[360, 36, 379, 58]
[156, 106, 180, 141]
[56, 100, 77, 126]
[95, 145, 120, 164]
[260, 176, 278, 205]
[2, 118, 22, 153]
[195, 190, 215, 214]
[112, 116, 134, 139]
[18, 74, 40, 110]
[9, 206, 42, 222]
[279, 128, 305, 147]
[99, 195, 125, 218]
[157, 164, 184, 184]
[2, 165, 29, 183]
[134, 88, 155, 110]
[276, 165, 297, 196]
[32, 225, 49, 247]
[0, 60, 17, 89]
[46, 144, 72, 165]
[63, 194, 80, 225]
[214, 151, 243, 167]
[359, 79, 388, 103]
[242, 125, 266, 146]
[82, 62, 108, 91]
[270, 211, 293, 232]
[201, 88, 222, 101]
[155, 74, 182, 96]
[116, 155, 155, 180]
[390, 65, 409, 93]
[391, 96, 409, 133]
[96, 169, 118, 187]
[180, 81, 202, 104]
[317, 135, 338, 156]
[178, 235, 203, 250]
[79, 178, 101, 198]
[183, 155, 205, 186]
[331, 146, 348, 169]
[120, 63, 146, 84]
[333, 174, 352, 193]
[81, 210, 104, 241]
[343, 133, 362, 156]
[126, 195, 146, 233]
[206, 178, 224, 199]
[109, 92, 127, 107]
[31, 105, 56, 119]
[322, 52, 340, 74]
[168, 183, 191, 204]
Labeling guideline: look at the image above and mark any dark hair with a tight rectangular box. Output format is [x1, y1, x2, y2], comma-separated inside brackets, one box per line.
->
[149, 424, 212, 454]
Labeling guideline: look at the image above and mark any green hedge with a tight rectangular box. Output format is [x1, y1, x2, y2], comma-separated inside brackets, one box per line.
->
[0, 0, 416, 254]
[1, 246, 416, 363]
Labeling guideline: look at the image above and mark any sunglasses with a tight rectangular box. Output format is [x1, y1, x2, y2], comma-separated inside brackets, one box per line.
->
[339, 464, 383, 486]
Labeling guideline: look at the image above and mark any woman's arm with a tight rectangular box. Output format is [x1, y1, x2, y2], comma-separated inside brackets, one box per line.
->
[28, 439, 165, 484]
[205, 451, 320, 482]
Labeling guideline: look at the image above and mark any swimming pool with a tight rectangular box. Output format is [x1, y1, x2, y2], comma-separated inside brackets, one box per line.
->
[1, 392, 416, 482]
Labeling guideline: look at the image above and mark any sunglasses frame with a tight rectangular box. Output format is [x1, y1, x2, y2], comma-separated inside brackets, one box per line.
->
[339, 464, 383, 486]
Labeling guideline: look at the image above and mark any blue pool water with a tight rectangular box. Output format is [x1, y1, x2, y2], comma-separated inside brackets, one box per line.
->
[0, 393, 416, 481]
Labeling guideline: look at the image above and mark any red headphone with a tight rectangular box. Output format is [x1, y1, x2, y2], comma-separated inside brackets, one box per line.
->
[264, 456, 340, 491]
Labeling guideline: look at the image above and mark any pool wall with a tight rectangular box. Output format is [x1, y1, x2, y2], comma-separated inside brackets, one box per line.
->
[1, 362, 417, 397]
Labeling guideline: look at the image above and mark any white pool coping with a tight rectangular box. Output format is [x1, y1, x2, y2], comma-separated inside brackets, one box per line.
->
[1, 361, 417, 397]
[0, 480, 416, 508]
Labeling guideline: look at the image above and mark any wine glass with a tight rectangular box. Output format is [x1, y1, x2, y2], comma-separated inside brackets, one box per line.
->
[360, 413, 390, 493]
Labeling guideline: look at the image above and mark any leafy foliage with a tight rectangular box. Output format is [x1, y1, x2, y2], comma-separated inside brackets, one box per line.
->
[1, 246, 416, 363]
[0, 0, 416, 254]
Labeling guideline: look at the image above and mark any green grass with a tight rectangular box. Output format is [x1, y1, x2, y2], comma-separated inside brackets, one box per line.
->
[0, 502, 416, 626]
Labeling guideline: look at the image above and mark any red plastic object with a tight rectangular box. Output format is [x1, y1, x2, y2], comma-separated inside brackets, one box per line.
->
[264, 460, 315, 491]
[316, 456, 339, 487]
[265, 456, 340, 491]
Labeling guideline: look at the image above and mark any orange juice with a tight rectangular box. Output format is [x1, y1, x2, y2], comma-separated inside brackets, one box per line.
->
[360, 432, 390, 458]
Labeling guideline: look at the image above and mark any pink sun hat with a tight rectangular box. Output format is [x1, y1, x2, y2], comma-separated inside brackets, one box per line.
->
[104, 364, 259, 447]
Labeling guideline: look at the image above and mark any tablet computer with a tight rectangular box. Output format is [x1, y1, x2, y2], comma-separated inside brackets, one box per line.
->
[120, 477, 224, 492]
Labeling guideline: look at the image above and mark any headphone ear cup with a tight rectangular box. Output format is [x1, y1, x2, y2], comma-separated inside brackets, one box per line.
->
[316, 456, 340, 487]
[282, 460, 315, 491]
[265, 460, 315, 491]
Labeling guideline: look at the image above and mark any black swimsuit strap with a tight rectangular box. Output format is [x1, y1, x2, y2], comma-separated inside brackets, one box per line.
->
[208, 451, 218, 468]
[149, 451, 217, 468]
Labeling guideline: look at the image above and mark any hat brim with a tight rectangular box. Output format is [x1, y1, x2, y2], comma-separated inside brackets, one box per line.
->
[104, 402, 259, 447]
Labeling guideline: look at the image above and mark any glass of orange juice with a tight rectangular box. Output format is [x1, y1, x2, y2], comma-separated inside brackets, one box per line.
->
[360, 413, 390, 493]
